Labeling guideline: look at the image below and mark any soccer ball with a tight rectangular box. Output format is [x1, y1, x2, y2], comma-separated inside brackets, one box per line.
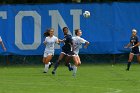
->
[83, 11, 90, 18]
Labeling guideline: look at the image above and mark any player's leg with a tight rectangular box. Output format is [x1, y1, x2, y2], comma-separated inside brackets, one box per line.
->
[72, 55, 79, 76]
[137, 54, 140, 63]
[52, 53, 65, 74]
[43, 57, 45, 63]
[43, 55, 53, 73]
[65, 55, 71, 66]
[76, 55, 81, 66]
[126, 53, 134, 71]
[65, 56, 73, 71]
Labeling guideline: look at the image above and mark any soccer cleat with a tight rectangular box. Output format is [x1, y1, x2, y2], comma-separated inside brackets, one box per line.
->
[49, 62, 53, 69]
[43, 71, 47, 73]
[52, 71, 55, 75]
[68, 63, 73, 71]
[126, 68, 129, 71]
[69, 67, 73, 71]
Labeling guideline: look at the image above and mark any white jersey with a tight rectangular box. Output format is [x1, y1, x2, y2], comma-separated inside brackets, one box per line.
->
[72, 36, 88, 55]
[44, 36, 58, 53]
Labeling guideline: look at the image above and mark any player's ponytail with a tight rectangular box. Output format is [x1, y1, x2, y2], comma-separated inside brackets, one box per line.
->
[75, 29, 80, 36]
[44, 29, 50, 37]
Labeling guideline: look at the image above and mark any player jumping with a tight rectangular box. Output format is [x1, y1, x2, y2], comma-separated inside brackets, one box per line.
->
[52, 27, 73, 75]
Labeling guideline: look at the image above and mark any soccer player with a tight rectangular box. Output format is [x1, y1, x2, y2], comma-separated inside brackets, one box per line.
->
[124, 29, 140, 71]
[0, 36, 6, 51]
[71, 29, 89, 76]
[43, 28, 59, 73]
[52, 27, 73, 75]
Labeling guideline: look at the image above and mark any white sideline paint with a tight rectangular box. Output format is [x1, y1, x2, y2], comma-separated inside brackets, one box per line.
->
[2, 80, 123, 93]
[105, 88, 122, 93]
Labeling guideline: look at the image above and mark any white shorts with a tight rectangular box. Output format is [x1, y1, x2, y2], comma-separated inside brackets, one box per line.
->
[43, 51, 54, 57]
[72, 54, 78, 57]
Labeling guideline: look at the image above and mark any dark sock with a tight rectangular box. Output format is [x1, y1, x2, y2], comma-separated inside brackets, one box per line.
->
[53, 60, 60, 72]
[49, 62, 53, 68]
[127, 62, 131, 70]
[68, 63, 73, 71]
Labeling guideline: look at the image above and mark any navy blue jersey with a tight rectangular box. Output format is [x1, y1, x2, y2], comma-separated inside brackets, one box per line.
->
[130, 35, 139, 46]
[130, 35, 139, 54]
[62, 34, 73, 53]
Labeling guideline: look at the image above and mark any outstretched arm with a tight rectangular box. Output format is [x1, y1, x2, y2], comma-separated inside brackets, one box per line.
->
[84, 41, 90, 48]
[124, 43, 131, 48]
[0, 41, 6, 51]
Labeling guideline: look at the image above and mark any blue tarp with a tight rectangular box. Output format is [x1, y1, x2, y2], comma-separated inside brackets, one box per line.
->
[0, 3, 139, 55]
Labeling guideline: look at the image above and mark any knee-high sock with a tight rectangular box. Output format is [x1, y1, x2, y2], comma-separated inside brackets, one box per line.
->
[53, 60, 60, 72]
[65, 63, 73, 71]
[73, 65, 77, 74]
[127, 62, 131, 70]
[68, 63, 73, 70]
[44, 63, 49, 72]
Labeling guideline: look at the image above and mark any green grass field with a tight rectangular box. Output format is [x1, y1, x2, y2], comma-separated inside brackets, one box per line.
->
[0, 64, 140, 93]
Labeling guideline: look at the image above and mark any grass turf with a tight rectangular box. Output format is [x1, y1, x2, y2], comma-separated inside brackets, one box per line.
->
[0, 64, 140, 93]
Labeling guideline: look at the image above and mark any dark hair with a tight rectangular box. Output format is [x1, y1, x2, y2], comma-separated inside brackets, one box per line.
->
[63, 27, 68, 32]
[75, 29, 80, 35]
[44, 28, 54, 37]
[44, 29, 50, 37]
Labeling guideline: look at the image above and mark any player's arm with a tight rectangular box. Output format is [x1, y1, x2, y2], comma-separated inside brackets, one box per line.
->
[43, 38, 47, 45]
[84, 41, 90, 49]
[133, 42, 140, 48]
[132, 36, 140, 48]
[43, 41, 47, 45]
[55, 38, 62, 44]
[58, 39, 64, 43]
[80, 37, 89, 48]
[0, 41, 6, 51]
[124, 43, 131, 48]
[0, 37, 6, 51]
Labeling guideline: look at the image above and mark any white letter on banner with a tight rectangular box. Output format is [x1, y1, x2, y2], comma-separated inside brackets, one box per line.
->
[15, 11, 41, 50]
[49, 10, 70, 49]
[49, 9, 82, 48]
[70, 10, 82, 36]
[49, 10, 71, 36]
[0, 11, 7, 19]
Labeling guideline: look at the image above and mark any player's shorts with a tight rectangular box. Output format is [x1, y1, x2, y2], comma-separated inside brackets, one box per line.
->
[43, 51, 54, 57]
[72, 54, 78, 57]
[72, 51, 79, 57]
[131, 47, 139, 55]
[61, 50, 74, 56]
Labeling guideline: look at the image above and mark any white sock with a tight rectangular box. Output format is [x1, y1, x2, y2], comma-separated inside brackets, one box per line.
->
[44, 63, 49, 72]
[73, 65, 77, 75]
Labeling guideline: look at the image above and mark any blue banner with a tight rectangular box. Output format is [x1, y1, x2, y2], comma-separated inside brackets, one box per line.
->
[0, 3, 140, 55]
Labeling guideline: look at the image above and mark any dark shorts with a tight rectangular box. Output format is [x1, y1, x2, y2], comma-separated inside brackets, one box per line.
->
[61, 50, 74, 56]
[131, 47, 139, 55]
[61, 45, 74, 56]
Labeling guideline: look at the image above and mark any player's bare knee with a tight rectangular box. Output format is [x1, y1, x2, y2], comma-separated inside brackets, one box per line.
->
[75, 62, 79, 66]
[128, 59, 132, 62]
